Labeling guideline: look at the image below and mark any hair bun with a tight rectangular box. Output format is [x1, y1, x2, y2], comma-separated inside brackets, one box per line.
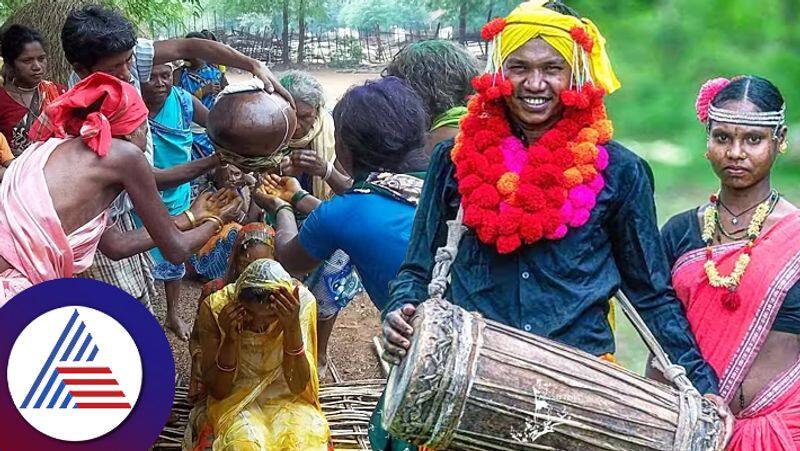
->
[696, 78, 731, 123]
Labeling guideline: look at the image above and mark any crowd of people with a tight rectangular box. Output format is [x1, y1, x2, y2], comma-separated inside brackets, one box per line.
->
[0, 0, 797, 450]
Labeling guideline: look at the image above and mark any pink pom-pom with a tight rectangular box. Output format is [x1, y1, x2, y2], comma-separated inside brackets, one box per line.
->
[569, 185, 596, 209]
[588, 175, 605, 194]
[568, 208, 591, 227]
[595, 145, 609, 171]
[559, 201, 574, 222]
[695, 78, 731, 123]
[545, 224, 569, 240]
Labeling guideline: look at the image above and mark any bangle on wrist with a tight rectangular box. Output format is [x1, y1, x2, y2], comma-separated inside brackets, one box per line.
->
[216, 355, 236, 372]
[202, 216, 224, 233]
[323, 161, 334, 181]
[183, 210, 197, 228]
[290, 190, 309, 207]
[275, 204, 294, 217]
[284, 344, 305, 356]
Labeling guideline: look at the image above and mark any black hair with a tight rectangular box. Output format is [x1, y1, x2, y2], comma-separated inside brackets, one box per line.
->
[1, 24, 45, 64]
[332, 76, 428, 174]
[544, 1, 581, 17]
[712, 76, 785, 114]
[201, 30, 218, 41]
[61, 5, 137, 69]
[384, 40, 480, 119]
[238, 287, 272, 304]
[185, 31, 206, 40]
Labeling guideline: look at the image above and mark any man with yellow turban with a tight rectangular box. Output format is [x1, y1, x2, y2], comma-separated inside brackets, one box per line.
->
[374, 1, 733, 449]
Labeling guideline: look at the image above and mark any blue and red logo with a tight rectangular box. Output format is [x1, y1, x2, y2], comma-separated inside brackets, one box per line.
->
[0, 279, 174, 450]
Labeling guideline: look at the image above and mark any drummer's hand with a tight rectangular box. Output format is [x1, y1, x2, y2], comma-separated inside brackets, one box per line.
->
[381, 304, 416, 365]
[704, 393, 734, 447]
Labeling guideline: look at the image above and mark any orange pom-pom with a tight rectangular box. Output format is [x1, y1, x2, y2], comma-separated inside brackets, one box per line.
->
[593, 120, 614, 143]
[578, 164, 597, 180]
[563, 168, 583, 188]
[572, 142, 597, 165]
[577, 128, 599, 144]
[497, 172, 519, 196]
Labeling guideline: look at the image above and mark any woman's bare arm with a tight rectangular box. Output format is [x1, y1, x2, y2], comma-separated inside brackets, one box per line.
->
[107, 140, 218, 263]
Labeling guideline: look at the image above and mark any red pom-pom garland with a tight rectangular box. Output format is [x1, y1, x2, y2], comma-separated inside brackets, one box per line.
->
[451, 72, 612, 254]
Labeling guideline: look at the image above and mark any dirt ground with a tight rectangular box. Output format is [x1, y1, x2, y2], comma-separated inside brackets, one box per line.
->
[228, 67, 380, 105]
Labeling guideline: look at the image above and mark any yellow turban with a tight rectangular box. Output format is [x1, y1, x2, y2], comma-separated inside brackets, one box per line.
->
[492, 0, 620, 94]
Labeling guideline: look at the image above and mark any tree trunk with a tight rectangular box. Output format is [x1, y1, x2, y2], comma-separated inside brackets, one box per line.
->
[297, 0, 307, 64]
[282, 0, 291, 64]
[458, 1, 468, 43]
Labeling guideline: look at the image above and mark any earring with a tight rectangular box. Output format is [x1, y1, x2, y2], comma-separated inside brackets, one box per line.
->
[704, 151, 710, 159]
[780, 142, 788, 154]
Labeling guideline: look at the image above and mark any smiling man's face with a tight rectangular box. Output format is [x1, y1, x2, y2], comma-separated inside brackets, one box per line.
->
[503, 38, 572, 136]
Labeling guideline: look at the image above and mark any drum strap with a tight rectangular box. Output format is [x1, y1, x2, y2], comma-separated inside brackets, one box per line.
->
[429, 206, 713, 450]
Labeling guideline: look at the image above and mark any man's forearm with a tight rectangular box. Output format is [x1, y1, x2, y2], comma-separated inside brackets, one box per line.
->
[153, 154, 220, 190]
[173, 39, 258, 74]
[326, 168, 353, 194]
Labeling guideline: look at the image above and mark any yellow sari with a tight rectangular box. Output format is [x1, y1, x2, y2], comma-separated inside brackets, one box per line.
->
[189, 260, 330, 451]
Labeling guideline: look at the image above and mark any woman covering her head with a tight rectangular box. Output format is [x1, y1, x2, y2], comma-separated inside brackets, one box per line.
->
[659, 75, 799, 450]
[186, 258, 330, 450]
[279, 70, 352, 198]
[384, 39, 480, 154]
[0, 24, 65, 157]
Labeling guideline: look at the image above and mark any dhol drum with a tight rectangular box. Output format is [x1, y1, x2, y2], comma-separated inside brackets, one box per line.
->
[383, 298, 725, 451]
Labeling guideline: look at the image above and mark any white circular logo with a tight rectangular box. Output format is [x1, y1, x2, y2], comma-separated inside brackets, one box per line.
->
[6, 306, 143, 441]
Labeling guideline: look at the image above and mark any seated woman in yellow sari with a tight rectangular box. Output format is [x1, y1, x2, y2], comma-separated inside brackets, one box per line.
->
[186, 258, 330, 450]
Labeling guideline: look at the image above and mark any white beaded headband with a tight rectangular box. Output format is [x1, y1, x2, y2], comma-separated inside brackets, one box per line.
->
[707, 104, 786, 128]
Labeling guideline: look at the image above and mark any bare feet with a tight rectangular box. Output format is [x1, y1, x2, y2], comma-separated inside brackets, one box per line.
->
[318, 353, 329, 378]
[166, 313, 191, 341]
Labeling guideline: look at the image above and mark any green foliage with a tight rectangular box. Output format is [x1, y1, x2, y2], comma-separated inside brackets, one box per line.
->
[338, 0, 428, 31]
[0, 0, 200, 26]
[328, 35, 364, 68]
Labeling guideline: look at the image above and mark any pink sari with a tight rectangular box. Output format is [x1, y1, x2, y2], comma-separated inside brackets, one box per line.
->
[672, 213, 800, 450]
[0, 138, 108, 305]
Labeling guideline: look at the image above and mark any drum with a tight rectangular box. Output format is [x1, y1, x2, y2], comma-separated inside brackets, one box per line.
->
[383, 299, 725, 451]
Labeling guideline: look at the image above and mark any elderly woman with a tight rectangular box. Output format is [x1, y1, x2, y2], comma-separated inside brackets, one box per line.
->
[0, 25, 64, 157]
[279, 70, 352, 198]
[186, 258, 330, 450]
[384, 39, 479, 155]
[654, 76, 799, 450]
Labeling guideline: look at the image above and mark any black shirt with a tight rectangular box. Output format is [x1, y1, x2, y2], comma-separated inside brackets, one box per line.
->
[388, 139, 720, 394]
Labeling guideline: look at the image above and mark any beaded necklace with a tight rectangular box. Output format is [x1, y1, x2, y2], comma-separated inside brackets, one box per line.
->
[701, 190, 779, 309]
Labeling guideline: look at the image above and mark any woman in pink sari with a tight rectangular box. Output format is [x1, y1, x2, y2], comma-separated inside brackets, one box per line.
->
[660, 76, 799, 450]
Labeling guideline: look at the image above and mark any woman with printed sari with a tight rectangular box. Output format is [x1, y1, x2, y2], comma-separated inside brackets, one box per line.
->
[185, 258, 330, 450]
[655, 76, 800, 450]
[0, 25, 64, 157]
[252, 76, 430, 377]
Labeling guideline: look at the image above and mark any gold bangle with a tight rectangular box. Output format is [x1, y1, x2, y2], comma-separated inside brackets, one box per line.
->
[216, 355, 236, 372]
[184, 210, 196, 228]
[202, 216, 224, 233]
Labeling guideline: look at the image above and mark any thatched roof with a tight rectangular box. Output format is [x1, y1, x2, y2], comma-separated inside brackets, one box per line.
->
[1, 0, 93, 84]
